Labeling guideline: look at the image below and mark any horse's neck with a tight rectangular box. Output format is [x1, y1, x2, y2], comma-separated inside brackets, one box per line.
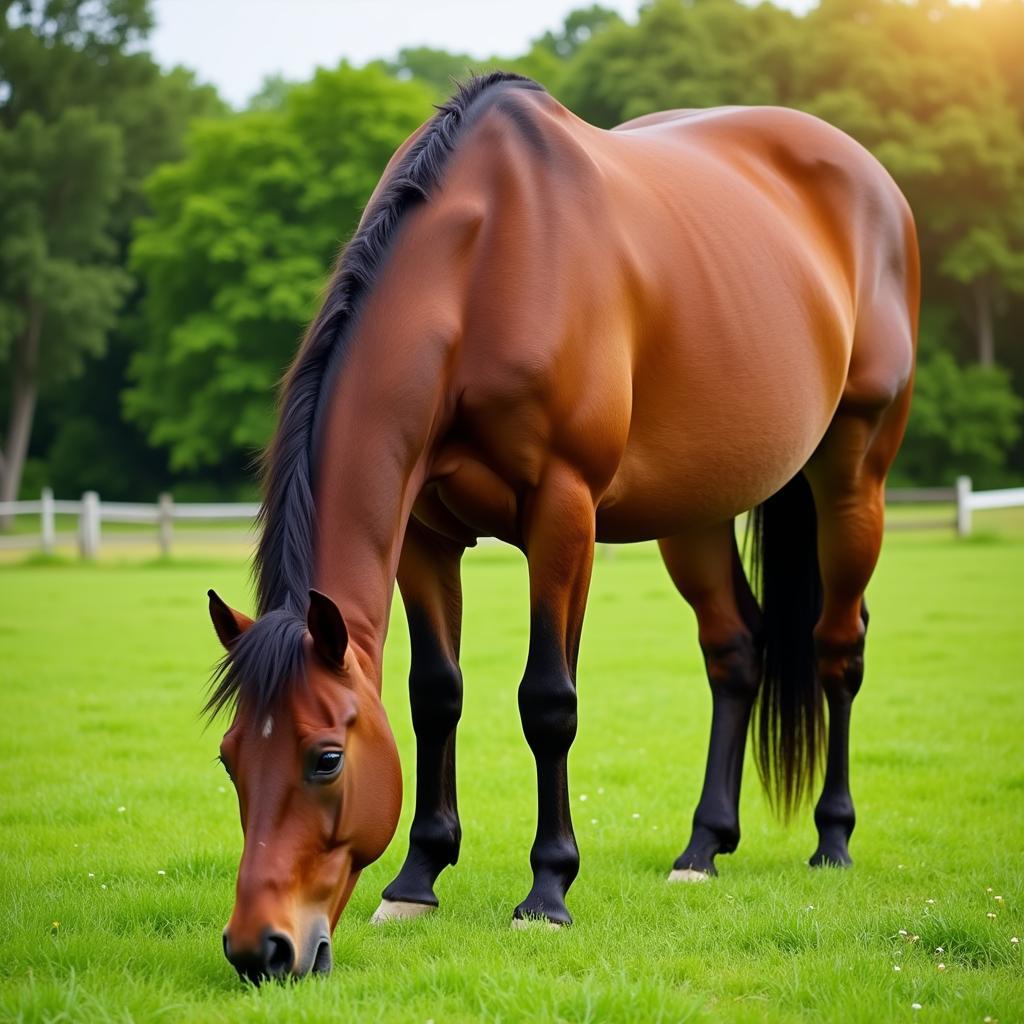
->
[311, 300, 453, 677]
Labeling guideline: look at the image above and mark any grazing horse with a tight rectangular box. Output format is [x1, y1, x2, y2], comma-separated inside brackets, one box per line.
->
[206, 72, 917, 981]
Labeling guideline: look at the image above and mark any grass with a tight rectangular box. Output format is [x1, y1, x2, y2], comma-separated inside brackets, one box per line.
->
[0, 523, 1022, 1023]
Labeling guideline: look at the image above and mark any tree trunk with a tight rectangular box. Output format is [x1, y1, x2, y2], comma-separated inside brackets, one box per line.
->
[973, 277, 995, 367]
[0, 300, 42, 530]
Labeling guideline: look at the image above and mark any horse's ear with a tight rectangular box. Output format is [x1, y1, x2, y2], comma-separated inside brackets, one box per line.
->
[208, 590, 253, 650]
[307, 589, 349, 672]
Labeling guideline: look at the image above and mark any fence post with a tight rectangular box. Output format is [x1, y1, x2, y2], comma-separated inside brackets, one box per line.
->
[956, 475, 972, 538]
[158, 492, 174, 557]
[41, 487, 55, 555]
[79, 491, 101, 560]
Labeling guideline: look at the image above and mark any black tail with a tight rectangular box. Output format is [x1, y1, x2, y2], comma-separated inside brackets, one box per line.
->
[749, 472, 824, 818]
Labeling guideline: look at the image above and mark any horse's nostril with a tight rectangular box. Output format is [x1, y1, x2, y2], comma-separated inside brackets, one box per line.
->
[264, 932, 295, 978]
[312, 938, 333, 975]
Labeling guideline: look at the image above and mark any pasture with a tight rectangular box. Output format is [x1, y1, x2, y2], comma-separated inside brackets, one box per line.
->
[1, 522, 1022, 1023]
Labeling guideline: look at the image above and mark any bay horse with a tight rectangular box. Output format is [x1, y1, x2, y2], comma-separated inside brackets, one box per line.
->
[206, 72, 917, 981]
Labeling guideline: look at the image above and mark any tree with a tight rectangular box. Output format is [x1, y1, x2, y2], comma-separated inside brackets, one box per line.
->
[792, 0, 1024, 369]
[125, 64, 433, 471]
[382, 47, 478, 94]
[0, 107, 129, 516]
[0, 0, 222, 513]
[893, 350, 1022, 487]
[558, 0, 802, 126]
[535, 4, 624, 59]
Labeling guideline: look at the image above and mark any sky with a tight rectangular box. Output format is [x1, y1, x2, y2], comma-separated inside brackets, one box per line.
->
[149, 0, 646, 108]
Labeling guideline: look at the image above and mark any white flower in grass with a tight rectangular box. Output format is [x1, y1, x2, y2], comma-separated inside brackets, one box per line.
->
[87, 872, 95, 879]
[925, 898, 935, 905]
[632, 813, 640, 819]
[935, 946, 944, 954]
[117, 806, 126, 813]
[893, 965, 901, 972]
[899, 929, 908, 937]
[987, 912, 997, 919]
[1010, 936, 1019, 945]
[590, 819, 598, 825]
[579, 794, 588, 802]
[101, 884, 107, 890]
[986, 887, 993, 893]
[936, 963, 946, 972]
[157, 870, 166, 876]
[911, 1003, 922, 1011]
[993, 895, 1003, 902]
[597, 787, 605, 795]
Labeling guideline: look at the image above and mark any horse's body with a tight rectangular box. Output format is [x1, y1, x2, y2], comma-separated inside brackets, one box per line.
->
[208, 74, 917, 980]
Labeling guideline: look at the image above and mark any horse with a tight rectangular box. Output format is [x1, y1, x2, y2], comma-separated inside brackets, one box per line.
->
[206, 72, 918, 981]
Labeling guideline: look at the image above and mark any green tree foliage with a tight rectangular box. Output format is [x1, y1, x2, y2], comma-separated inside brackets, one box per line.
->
[559, 0, 803, 124]
[0, 0, 223, 510]
[382, 46, 478, 94]
[125, 64, 433, 471]
[893, 350, 1022, 486]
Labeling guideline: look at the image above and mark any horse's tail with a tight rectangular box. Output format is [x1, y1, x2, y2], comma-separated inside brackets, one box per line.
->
[749, 472, 824, 818]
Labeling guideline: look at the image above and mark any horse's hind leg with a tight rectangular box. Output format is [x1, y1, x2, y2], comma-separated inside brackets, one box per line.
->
[804, 392, 909, 867]
[374, 519, 465, 922]
[660, 521, 762, 880]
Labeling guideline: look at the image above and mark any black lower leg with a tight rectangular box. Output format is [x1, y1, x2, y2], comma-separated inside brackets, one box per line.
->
[675, 633, 760, 875]
[809, 626, 865, 868]
[513, 613, 579, 925]
[382, 607, 463, 905]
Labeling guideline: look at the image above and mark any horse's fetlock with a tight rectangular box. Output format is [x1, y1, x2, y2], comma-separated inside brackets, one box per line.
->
[815, 796, 855, 834]
[410, 813, 461, 862]
[532, 835, 580, 882]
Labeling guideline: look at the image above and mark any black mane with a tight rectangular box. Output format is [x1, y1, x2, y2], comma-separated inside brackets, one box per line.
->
[205, 71, 543, 720]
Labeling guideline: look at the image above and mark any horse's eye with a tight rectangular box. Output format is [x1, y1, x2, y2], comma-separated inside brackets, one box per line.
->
[313, 750, 343, 777]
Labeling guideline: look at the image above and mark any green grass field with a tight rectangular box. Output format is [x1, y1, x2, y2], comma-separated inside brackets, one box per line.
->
[1, 524, 1022, 1023]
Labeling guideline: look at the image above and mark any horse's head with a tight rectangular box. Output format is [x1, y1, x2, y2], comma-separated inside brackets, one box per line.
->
[207, 588, 402, 983]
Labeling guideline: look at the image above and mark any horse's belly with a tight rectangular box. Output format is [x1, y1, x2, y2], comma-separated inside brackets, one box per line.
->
[596, 332, 846, 541]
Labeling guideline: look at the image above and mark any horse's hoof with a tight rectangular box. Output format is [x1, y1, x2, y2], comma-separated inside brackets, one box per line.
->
[370, 899, 435, 924]
[668, 867, 711, 883]
[510, 916, 563, 932]
[809, 850, 853, 869]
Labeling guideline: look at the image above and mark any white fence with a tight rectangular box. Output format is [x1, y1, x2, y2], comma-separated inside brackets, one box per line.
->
[1, 476, 1022, 558]
[0, 488, 260, 558]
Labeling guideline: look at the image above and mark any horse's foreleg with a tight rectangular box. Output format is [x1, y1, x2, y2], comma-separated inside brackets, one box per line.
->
[513, 463, 596, 928]
[660, 523, 762, 881]
[373, 520, 465, 923]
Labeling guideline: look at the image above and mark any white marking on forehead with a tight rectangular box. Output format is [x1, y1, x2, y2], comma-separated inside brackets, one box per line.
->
[261, 715, 274, 739]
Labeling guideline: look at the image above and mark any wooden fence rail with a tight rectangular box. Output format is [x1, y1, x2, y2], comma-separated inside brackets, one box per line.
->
[2, 477, 1023, 558]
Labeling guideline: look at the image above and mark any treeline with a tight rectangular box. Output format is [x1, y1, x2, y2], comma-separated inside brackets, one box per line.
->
[1, 0, 1022, 506]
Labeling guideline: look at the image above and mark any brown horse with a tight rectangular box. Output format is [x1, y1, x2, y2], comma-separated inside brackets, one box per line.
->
[206, 72, 917, 981]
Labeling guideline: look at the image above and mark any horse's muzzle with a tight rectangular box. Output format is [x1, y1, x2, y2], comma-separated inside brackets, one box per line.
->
[223, 925, 332, 982]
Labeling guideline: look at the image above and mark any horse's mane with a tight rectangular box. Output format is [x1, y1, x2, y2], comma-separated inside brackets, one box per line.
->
[205, 71, 543, 720]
